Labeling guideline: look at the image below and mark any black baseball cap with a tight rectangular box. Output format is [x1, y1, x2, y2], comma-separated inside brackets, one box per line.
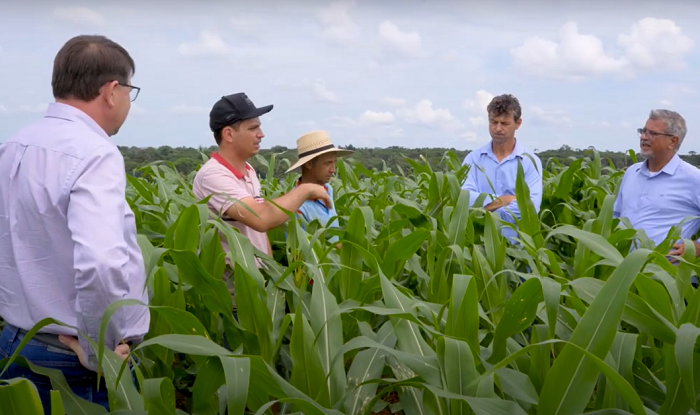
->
[209, 92, 273, 132]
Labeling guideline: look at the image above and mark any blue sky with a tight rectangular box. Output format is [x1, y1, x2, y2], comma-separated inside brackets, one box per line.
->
[1, 0, 699, 153]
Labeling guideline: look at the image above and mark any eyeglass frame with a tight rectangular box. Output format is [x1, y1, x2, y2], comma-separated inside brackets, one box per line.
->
[637, 127, 675, 139]
[116, 81, 140, 102]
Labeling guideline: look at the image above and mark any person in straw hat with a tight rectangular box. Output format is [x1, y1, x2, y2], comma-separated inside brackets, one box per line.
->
[285, 130, 353, 244]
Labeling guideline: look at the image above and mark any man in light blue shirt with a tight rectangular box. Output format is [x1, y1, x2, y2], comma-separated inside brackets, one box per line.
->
[285, 130, 354, 245]
[614, 109, 700, 259]
[461, 94, 543, 241]
[0, 35, 149, 412]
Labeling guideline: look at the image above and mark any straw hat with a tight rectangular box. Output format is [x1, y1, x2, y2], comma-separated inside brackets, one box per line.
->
[285, 130, 354, 173]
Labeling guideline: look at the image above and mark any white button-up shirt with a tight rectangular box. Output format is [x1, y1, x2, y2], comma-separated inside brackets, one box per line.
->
[0, 102, 150, 369]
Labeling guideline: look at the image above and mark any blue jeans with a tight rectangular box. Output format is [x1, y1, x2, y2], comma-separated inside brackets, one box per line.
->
[0, 324, 109, 413]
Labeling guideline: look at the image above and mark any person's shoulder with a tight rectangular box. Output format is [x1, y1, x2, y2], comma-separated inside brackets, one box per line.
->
[462, 146, 484, 164]
[4, 115, 113, 161]
[624, 161, 644, 174]
[678, 159, 700, 182]
[195, 158, 227, 177]
[193, 158, 233, 189]
[618, 161, 644, 183]
[516, 144, 541, 163]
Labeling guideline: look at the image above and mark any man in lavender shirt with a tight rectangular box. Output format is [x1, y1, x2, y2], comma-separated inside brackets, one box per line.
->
[614, 109, 700, 261]
[0, 35, 150, 411]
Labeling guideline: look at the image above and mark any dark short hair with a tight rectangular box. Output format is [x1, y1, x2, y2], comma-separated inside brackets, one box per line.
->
[213, 121, 241, 146]
[52, 35, 135, 101]
[487, 94, 522, 121]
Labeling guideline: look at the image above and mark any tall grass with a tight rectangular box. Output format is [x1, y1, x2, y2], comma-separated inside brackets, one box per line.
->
[1, 149, 699, 415]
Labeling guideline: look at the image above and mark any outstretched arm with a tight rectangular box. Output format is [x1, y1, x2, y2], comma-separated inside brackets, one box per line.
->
[198, 168, 331, 233]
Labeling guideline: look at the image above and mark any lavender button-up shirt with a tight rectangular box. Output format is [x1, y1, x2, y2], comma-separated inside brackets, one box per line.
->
[0, 102, 150, 370]
[613, 155, 700, 246]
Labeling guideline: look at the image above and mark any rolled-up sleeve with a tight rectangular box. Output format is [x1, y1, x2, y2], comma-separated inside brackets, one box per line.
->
[196, 168, 254, 217]
[67, 145, 149, 370]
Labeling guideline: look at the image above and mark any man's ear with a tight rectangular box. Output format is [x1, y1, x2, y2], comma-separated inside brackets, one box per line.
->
[101, 80, 119, 107]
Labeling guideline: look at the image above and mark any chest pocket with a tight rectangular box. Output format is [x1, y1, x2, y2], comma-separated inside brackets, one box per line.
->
[622, 179, 647, 212]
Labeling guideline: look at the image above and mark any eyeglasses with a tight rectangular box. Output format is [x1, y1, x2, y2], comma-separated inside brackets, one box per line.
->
[637, 127, 674, 139]
[117, 82, 141, 102]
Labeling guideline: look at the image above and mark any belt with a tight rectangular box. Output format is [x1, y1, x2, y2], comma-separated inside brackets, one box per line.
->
[6, 324, 76, 354]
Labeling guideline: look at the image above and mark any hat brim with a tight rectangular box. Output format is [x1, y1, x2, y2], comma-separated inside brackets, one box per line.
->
[245, 104, 273, 119]
[285, 148, 354, 173]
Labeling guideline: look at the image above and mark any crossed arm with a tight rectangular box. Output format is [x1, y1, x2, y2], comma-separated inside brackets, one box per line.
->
[461, 154, 543, 223]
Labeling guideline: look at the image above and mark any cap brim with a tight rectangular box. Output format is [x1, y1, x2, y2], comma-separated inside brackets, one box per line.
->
[247, 104, 273, 119]
[285, 148, 354, 173]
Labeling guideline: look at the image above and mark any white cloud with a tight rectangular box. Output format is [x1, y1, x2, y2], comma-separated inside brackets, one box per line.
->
[18, 104, 48, 113]
[178, 31, 231, 58]
[379, 97, 406, 108]
[169, 104, 209, 114]
[463, 89, 494, 113]
[396, 99, 464, 133]
[378, 21, 425, 59]
[0, 104, 7, 114]
[659, 99, 673, 107]
[529, 106, 572, 126]
[617, 18, 693, 71]
[53, 7, 105, 26]
[511, 22, 626, 81]
[315, 0, 360, 45]
[359, 110, 394, 125]
[511, 18, 693, 80]
[310, 80, 339, 103]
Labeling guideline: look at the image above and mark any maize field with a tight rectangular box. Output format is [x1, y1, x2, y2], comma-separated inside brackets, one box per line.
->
[2, 149, 700, 415]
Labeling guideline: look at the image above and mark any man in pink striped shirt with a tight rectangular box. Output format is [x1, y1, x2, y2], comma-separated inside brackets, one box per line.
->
[193, 93, 330, 311]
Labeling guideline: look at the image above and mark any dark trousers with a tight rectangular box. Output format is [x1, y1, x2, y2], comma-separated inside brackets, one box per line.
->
[0, 324, 109, 413]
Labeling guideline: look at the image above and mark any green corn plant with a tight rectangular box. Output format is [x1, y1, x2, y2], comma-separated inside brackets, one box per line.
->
[2, 150, 700, 415]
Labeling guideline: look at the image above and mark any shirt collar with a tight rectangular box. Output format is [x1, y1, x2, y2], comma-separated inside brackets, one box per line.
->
[479, 138, 525, 160]
[211, 152, 252, 179]
[45, 102, 111, 141]
[295, 177, 330, 199]
[638, 154, 681, 177]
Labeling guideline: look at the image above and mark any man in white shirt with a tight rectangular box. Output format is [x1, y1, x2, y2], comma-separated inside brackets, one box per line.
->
[0, 35, 149, 412]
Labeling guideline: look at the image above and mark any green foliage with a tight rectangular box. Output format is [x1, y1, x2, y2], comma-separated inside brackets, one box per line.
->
[2, 149, 700, 415]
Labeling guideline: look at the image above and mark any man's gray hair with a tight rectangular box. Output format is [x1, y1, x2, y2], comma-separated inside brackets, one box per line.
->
[649, 109, 687, 151]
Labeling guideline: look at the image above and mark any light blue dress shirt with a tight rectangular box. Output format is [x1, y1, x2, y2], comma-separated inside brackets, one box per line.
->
[613, 155, 700, 246]
[296, 182, 340, 244]
[0, 102, 150, 370]
[461, 140, 543, 240]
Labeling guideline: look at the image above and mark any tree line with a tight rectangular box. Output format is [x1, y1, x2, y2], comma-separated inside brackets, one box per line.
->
[119, 144, 700, 178]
